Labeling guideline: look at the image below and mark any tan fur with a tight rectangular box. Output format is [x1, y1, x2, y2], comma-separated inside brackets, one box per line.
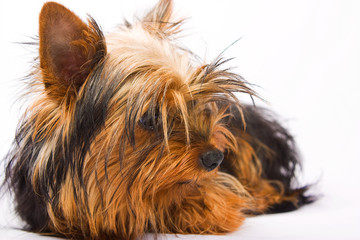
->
[7, 1, 306, 239]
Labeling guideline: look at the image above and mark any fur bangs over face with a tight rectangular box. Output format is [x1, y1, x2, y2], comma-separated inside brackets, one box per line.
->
[4, 0, 313, 239]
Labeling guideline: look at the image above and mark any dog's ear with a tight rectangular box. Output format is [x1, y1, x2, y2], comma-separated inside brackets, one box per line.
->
[142, 0, 182, 36]
[39, 2, 106, 101]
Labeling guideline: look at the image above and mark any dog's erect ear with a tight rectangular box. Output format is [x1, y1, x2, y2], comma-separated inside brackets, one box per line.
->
[39, 2, 106, 100]
[142, 0, 182, 36]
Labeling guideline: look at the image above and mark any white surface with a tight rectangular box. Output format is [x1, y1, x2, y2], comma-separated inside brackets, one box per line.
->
[1, 0, 360, 239]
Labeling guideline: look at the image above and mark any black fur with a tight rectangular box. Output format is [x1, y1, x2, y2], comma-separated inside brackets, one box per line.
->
[4, 122, 50, 231]
[1, 2, 314, 237]
[223, 104, 313, 213]
[3, 60, 117, 231]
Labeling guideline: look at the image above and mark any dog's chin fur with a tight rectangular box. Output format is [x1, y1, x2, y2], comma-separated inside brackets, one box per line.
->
[3, 0, 314, 239]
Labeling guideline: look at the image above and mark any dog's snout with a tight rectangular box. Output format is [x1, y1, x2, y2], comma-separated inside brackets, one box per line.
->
[200, 149, 224, 171]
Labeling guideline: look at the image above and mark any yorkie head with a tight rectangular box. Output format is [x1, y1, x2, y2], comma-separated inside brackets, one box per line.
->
[4, 0, 312, 239]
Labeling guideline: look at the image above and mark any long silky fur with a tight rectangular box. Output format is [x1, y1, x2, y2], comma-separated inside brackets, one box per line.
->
[3, 0, 313, 239]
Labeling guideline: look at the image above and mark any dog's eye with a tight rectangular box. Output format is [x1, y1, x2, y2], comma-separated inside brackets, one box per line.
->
[139, 110, 160, 131]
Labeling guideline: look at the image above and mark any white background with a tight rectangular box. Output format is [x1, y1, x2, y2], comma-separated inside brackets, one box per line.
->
[1, 0, 360, 239]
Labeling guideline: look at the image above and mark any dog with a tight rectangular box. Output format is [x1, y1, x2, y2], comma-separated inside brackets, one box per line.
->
[4, 0, 313, 239]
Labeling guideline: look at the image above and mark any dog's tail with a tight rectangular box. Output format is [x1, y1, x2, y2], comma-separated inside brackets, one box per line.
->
[240, 105, 316, 213]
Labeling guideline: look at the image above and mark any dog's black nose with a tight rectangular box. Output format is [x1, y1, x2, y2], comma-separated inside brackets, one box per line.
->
[200, 149, 224, 171]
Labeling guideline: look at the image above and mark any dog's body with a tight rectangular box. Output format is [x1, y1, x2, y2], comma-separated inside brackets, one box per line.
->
[4, 1, 312, 239]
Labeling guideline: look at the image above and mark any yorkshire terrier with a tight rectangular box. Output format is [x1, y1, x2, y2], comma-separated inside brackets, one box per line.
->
[4, 0, 313, 239]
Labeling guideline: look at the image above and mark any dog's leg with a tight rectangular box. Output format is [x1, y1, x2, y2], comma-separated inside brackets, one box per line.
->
[167, 176, 249, 234]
